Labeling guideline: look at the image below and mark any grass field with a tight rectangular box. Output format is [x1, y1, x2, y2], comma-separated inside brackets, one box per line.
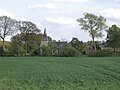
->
[0, 57, 120, 90]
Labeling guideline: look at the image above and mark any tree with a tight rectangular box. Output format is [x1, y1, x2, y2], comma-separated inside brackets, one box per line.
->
[77, 13, 107, 52]
[19, 21, 40, 34]
[106, 25, 120, 53]
[40, 45, 53, 56]
[11, 33, 42, 56]
[10, 34, 25, 56]
[0, 16, 19, 46]
[11, 34, 23, 45]
[24, 33, 42, 53]
[18, 21, 40, 54]
[70, 38, 85, 55]
[63, 44, 77, 57]
[10, 43, 25, 56]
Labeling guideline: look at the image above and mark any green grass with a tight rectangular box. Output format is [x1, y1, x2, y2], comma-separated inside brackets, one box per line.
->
[0, 57, 120, 90]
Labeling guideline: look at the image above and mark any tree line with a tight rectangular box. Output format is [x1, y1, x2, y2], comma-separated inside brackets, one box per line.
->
[0, 13, 120, 57]
[0, 15, 84, 56]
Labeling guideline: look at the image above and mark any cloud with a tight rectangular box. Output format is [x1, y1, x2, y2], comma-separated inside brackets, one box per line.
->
[28, 3, 56, 10]
[52, 0, 91, 3]
[0, 9, 26, 21]
[99, 8, 120, 20]
[45, 17, 77, 25]
[114, 0, 120, 3]
[40, 16, 89, 41]
[99, 8, 120, 26]
[0, 9, 16, 19]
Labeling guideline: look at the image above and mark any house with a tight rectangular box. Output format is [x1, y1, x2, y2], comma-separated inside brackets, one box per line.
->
[54, 41, 67, 55]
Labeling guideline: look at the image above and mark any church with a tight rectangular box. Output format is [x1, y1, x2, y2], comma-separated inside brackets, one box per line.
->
[41, 28, 49, 47]
[40, 28, 68, 56]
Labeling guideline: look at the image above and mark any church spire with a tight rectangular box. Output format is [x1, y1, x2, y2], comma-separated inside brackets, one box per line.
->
[44, 28, 47, 37]
[43, 28, 48, 41]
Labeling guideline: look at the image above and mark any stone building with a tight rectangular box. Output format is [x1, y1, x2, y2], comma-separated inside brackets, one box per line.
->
[40, 28, 67, 56]
[41, 28, 48, 47]
[55, 41, 67, 55]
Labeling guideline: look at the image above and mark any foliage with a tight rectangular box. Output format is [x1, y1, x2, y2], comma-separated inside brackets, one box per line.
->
[0, 46, 5, 56]
[9, 43, 25, 56]
[40, 45, 53, 56]
[88, 49, 113, 57]
[0, 41, 11, 46]
[0, 57, 120, 90]
[10, 34, 25, 56]
[77, 13, 107, 52]
[19, 21, 40, 34]
[70, 38, 85, 55]
[62, 44, 77, 57]
[0, 16, 19, 46]
[106, 25, 120, 53]
[10, 33, 42, 56]
[0, 41, 11, 56]
[26, 41, 38, 53]
[18, 21, 40, 54]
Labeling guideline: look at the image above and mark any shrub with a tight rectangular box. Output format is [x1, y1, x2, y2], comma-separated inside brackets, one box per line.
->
[34, 46, 53, 56]
[62, 44, 78, 57]
[0, 46, 6, 56]
[9, 43, 26, 56]
[88, 49, 113, 57]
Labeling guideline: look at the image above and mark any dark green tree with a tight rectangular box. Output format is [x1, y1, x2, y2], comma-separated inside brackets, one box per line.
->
[11, 33, 42, 56]
[10, 34, 25, 56]
[70, 38, 85, 55]
[106, 25, 120, 53]
[40, 45, 53, 56]
[18, 21, 40, 54]
[63, 44, 77, 57]
[25, 33, 42, 54]
[77, 13, 107, 52]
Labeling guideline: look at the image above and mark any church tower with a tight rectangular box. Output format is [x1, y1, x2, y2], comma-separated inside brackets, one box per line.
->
[41, 28, 48, 46]
[43, 28, 48, 41]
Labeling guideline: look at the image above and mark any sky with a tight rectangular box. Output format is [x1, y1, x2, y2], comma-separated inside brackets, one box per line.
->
[0, 0, 120, 42]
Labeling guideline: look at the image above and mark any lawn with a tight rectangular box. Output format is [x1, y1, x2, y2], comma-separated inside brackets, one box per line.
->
[0, 57, 120, 90]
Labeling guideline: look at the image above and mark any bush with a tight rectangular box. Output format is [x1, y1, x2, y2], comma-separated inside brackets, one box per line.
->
[34, 46, 53, 56]
[88, 49, 113, 57]
[0, 46, 6, 56]
[31, 49, 40, 56]
[9, 43, 26, 56]
[62, 44, 78, 57]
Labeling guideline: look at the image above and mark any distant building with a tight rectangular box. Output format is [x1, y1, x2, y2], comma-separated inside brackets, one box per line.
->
[57, 41, 67, 49]
[41, 28, 48, 47]
[40, 28, 68, 56]
[53, 41, 67, 55]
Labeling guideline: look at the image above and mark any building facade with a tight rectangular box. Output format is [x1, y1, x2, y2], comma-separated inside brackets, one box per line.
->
[41, 28, 48, 47]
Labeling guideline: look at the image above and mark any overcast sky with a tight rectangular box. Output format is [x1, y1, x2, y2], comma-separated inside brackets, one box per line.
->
[0, 0, 120, 42]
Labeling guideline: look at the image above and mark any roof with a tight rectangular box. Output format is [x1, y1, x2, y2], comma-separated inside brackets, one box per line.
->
[57, 42, 67, 49]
